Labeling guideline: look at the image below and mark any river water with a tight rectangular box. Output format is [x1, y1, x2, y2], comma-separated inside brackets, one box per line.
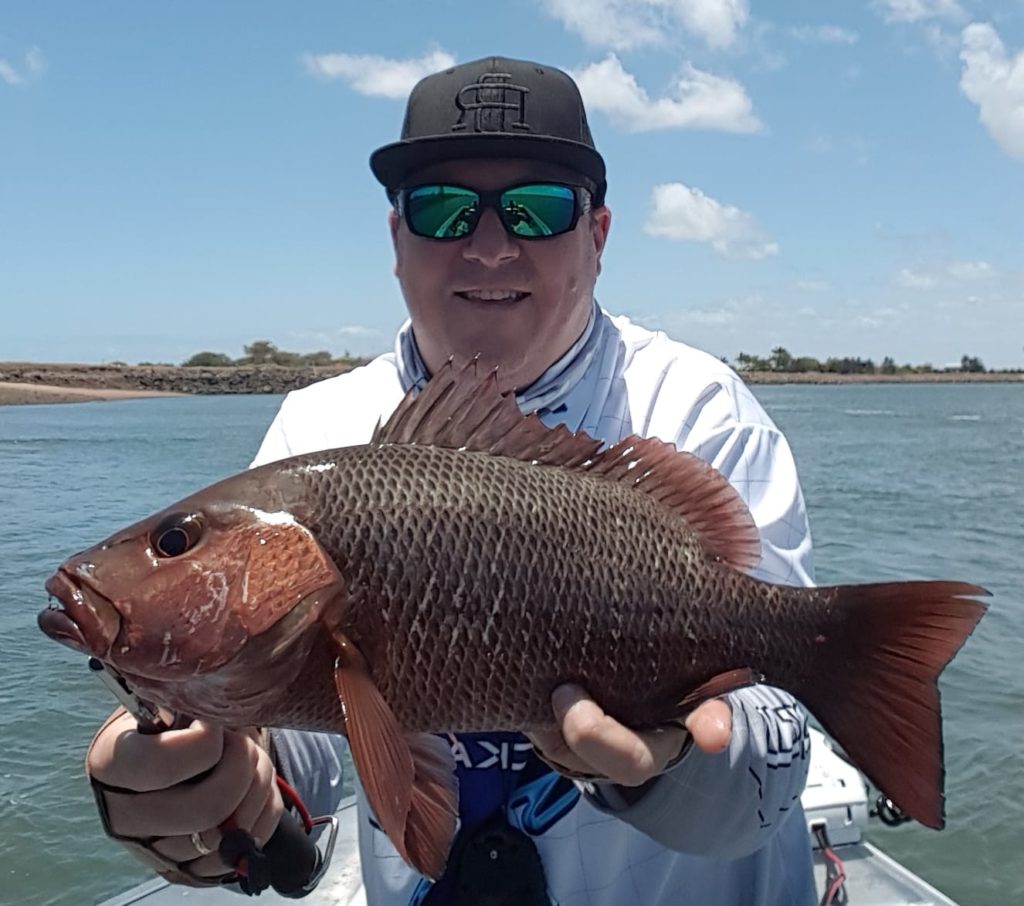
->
[1, 383, 1020, 905]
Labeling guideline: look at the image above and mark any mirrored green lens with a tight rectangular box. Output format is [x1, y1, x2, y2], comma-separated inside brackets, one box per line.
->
[406, 185, 478, 239]
[500, 184, 577, 237]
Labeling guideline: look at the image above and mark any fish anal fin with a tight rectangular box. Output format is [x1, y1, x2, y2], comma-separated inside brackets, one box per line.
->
[404, 734, 459, 880]
[331, 632, 457, 879]
[676, 667, 762, 716]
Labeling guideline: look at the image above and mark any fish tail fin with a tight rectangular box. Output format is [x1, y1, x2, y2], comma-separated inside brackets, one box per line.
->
[797, 580, 987, 830]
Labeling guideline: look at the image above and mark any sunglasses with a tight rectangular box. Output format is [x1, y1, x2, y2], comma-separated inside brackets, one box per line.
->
[394, 181, 592, 241]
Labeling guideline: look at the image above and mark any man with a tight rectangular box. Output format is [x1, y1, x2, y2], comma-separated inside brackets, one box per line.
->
[87, 56, 817, 904]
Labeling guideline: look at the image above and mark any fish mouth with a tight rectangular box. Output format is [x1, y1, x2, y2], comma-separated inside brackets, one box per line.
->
[39, 569, 121, 656]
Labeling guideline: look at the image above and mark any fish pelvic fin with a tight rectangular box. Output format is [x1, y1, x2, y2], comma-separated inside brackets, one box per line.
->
[798, 580, 988, 830]
[332, 632, 458, 880]
[373, 358, 760, 572]
[676, 667, 762, 714]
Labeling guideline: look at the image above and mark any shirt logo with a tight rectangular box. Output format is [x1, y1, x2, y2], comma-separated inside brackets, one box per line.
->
[453, 72, 531, 134]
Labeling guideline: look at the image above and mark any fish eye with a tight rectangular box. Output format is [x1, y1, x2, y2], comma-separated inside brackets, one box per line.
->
[151, 513, 204, 558]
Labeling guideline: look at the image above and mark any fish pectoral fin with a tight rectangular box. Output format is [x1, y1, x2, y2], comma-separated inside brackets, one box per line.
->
[332, 632, 457, 880]
[676, 667, 762, 715]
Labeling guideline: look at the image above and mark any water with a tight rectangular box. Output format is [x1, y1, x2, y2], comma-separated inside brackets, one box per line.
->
[1, 384, 1021, 905]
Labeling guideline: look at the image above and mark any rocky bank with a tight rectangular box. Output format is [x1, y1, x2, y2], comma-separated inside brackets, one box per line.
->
[0, 360, 369, 401]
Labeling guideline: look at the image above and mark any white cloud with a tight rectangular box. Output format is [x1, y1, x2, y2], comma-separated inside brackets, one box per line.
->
[670, 302, 742, 325]
[673, 0, 749, 49]
[789, 25, 858, 45]
[542, 0, 749, 51]
[543, 0, 663, 50]
[947, 260, 994, 281]
[288, 325, 380, 344]
[302, 48, 456, 99]
[0, 60, 21, 86]
[896, 268, 939, 289]
[643, 271, 1024, 368]
[896, 260, 996, 289]
[645, 182, 778, 259]
[283, 325, 386, 357]
[26, 46, 46, 76]
[573, 54, 761, 133]
[0, 46, 45, 87]
[795, 279, 832, 291]
[960, 23, 1024, 160]
[872, 0, 966, 24]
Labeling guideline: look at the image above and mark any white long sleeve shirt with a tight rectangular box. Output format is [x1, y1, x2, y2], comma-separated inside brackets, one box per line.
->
[257, 312, 818, 906]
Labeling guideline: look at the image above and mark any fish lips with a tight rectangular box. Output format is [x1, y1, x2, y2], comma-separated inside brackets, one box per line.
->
[40, 569, 121, 657]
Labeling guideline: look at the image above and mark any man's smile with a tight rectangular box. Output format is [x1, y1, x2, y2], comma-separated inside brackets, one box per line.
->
[455, 290, 530, 303]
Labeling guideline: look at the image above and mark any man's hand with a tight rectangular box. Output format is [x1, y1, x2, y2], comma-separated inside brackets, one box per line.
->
[87, 709, 283, 881]
[528, 684, 732, 787]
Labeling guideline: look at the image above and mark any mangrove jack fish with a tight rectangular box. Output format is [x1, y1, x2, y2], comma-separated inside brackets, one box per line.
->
[39, 361, 988, 879]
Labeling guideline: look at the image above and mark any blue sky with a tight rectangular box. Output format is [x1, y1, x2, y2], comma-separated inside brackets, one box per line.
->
[2, 1, 1022, 368]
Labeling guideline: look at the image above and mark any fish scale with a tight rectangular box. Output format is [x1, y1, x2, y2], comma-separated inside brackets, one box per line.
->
[288, 442, 792, 733]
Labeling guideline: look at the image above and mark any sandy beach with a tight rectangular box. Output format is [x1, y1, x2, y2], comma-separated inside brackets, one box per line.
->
[0, 382, 183, 406]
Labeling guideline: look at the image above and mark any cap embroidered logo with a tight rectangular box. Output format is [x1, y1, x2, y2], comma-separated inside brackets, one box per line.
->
[453, 72, 532, 134]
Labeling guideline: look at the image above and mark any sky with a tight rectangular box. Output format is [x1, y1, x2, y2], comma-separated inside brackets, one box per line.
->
[1, 1, 1022, 369]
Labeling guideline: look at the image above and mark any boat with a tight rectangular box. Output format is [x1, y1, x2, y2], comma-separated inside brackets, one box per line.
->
[97, 728, 959, 906]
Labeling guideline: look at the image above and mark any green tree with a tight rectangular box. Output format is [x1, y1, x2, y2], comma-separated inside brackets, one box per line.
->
[880, 356, 897, 375]
[823, 356, 875, 375]
[960, 354, 985, 373]
[769, 346, 793, 372]
[244, 340, 278, 364]
[735, 351, 770, 372]
[183, 351, 234, 367]
[791, 356, 822, 373]
[301, 350, 334, 366]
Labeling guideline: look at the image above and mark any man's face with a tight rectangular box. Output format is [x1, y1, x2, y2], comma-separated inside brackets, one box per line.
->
[389, 157, 611, 392]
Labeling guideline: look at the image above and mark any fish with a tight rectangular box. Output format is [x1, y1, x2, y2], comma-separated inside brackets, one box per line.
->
[38, 359, 988, 879]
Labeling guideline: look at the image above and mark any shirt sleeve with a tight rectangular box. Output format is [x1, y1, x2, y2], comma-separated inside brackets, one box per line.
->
[588, 386, 815, 858]
[250, 398, 295, 468]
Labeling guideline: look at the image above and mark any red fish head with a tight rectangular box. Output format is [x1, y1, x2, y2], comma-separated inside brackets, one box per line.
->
[39, 470, 342, 718]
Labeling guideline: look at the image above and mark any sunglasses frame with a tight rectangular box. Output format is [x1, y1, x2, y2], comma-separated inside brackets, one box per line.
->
[393, 181, 593, 241]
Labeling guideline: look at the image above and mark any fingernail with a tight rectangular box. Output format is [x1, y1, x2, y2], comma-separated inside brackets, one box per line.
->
[551, 684, 585, 719]
[685, 711, 725, 733]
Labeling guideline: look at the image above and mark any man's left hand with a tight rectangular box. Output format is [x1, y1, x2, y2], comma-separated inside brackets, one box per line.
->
[528, 684, 732, 787]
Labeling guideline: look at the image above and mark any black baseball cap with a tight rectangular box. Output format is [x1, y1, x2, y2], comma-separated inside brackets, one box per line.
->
[370, 56, 607, 205]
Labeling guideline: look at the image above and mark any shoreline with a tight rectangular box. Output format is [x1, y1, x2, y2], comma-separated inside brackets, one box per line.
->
[739, 370, 1023, 384]
[0, 382, 185, 406]
[1, 362, 1021, 407]
[0, 360, 365, 407]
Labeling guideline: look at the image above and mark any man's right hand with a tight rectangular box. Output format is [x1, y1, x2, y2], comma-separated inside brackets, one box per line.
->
[86, 709, 284, 883]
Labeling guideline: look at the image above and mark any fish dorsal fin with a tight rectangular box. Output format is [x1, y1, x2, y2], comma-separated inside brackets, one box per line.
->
[373, 358, 603, 465]
[585, 434, 761, 572]
[375, 359, 760, 572]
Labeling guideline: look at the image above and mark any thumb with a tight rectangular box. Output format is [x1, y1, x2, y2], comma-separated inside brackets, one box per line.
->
[684, 699, 731, 754]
